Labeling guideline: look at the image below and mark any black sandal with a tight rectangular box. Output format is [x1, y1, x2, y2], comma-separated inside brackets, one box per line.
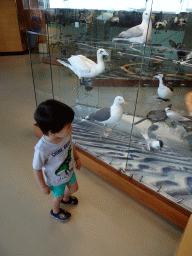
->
[61, 196, 78, 205]
[50, 208, 71, 222]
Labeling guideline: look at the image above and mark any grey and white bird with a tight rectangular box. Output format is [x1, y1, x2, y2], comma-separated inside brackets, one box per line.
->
[57, 49, 108, 86]
[112, 10, 152, 44]
[165, 105, 191, 123]
[153, 73, 173, 101]
[141, 131, 164, 151]
[83, 96, 127, 126]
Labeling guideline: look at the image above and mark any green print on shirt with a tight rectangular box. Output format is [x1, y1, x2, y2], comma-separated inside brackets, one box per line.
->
[55, 147, 72, 176]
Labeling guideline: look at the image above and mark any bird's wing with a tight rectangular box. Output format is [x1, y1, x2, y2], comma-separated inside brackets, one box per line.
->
[115, 25, 143, 39]
[165, 83, 174, 91]
[68, 55, 93, 73]
[88, 108, 111, 122]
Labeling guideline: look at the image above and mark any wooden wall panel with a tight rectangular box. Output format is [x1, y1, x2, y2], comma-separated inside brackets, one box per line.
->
[0, 0, 26, 52]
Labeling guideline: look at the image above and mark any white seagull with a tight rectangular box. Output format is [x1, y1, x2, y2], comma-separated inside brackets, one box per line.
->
[153, 73, 173, 101]
[141, 131, 164, 151]
[83, 96, 127, 136]
[112, 10, 152, 44]
[165, 105, 191, 123]
[57, 49, 108, 85]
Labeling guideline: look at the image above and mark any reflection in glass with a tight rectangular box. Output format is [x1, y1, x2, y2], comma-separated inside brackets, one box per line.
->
[24, 0, 192, 211]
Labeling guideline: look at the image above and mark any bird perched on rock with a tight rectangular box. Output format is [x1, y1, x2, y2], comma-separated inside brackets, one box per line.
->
[134, 108, 168, 125]
[155, 20, 167, 30]
[153, 73, 173, 101]
[112, 10, 152, 44]
[141, 131, 164, 151]
[57, 49, 108, 87]
[83, 96, 127, 136]
[165, 105, 191, 123]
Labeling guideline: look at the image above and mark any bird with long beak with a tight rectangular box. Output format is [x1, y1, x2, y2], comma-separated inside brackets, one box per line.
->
[134, 108, 168, 125]
[153, 73, 173, 101]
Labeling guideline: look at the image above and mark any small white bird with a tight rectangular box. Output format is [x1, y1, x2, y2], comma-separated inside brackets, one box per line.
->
[83, 96, 127, 126]
[112, 10, 152, 44]
[141, 131, 164, 151]
[57, 49, 108, 85]
[155, 20, 167, 30]
[153, 73, 173, 101]
[165, 105, 191, 123]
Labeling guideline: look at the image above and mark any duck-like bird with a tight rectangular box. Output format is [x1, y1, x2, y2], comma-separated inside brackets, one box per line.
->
[84, 96, 127, 125]
[165, 105, 191, 123]
[57, 49, 108, 86]
[141, 131, 164, 151]
[112, 10, 152, 44]
[153, 73, 173, 101]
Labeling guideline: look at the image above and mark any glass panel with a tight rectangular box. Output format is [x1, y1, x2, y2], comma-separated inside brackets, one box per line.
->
[24, 0, 192, 211]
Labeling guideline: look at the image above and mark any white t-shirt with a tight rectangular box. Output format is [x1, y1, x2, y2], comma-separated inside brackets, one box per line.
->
[33, 135, 74, 186]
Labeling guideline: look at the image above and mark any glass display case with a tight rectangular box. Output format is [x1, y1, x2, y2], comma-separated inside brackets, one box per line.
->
[23, 0, 192, 223]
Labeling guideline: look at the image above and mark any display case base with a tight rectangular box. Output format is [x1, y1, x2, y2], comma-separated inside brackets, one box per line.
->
[34, 123, 191, 229]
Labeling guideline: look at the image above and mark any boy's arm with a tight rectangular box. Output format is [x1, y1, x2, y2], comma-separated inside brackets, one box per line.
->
[33, 169, 51, 194]
[73, 145, 82, 170]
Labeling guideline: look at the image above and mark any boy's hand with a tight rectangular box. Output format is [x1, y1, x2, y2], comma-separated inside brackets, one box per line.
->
[41, 185, 51, 194]
[75, 158, 82, 170]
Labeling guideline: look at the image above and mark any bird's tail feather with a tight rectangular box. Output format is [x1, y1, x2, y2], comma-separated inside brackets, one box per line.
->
[56, 59, 71, 68]
[134, 117, 147, 125]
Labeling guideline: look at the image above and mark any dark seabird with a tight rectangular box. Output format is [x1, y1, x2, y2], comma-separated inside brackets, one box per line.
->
[134, 108, 169, 125]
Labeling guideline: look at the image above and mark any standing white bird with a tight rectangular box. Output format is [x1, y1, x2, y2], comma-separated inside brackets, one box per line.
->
[165, 105, 191, 123]
[56, 49, 108, 86]
[84, 96, 127, 126]
[112, 10, 152, 44]
[141, 131, 164, 151]
[153, 73, 173, 101]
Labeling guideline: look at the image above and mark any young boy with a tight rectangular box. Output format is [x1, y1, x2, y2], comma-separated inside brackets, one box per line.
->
[33, 99, 81, 222]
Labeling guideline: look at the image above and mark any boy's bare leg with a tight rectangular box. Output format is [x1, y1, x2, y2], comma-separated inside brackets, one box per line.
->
[52, 196, 63, 213]
[63, 181, 78, 202]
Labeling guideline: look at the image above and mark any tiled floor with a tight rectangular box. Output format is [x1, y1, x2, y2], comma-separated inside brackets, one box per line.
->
[0, 54, 183, 256]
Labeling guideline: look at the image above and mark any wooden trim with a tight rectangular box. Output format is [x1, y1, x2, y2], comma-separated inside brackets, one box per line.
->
[176, 215, 192, 255]
[34, 123, 191, 229]
[76, 148, 190, 230]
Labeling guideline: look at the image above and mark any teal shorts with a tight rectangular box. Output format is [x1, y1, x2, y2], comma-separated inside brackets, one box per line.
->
[49, 172, 76, 197]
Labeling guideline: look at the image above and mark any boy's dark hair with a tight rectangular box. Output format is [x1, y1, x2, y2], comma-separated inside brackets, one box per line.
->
[34, 99, 75, 135]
